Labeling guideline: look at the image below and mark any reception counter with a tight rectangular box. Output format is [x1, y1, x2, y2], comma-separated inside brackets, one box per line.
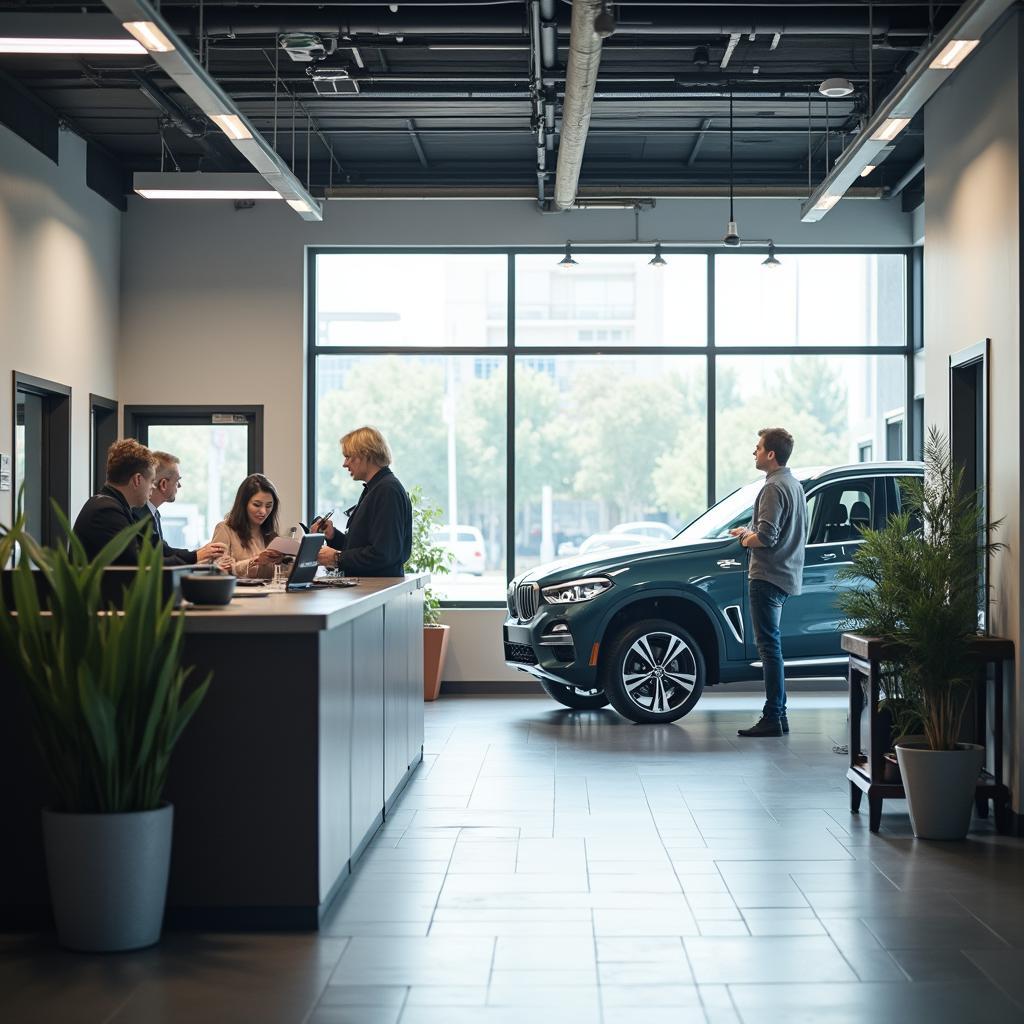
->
[0, 575, 426, 929]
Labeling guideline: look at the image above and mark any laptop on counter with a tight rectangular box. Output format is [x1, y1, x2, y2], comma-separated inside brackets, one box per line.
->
[286, 533, 326, 591]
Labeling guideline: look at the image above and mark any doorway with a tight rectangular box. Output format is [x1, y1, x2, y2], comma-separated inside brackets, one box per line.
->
[124, 406, 263, 549]
[949, 339, 988, 629]
[13, 372, 71, 546]
[89, 394, 118, 494]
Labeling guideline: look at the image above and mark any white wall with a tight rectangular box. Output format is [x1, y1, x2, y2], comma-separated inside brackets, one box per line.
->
[923, 14, 1023, 808]
[0, 125, 122, 527]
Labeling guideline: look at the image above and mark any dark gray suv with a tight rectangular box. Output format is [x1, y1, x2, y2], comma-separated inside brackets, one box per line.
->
[504, 462, 923, 723]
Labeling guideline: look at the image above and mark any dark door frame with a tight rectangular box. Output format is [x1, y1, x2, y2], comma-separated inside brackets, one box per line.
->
[89, 393, 119, 494]
[12, 371, 72, 545]
[949, 339, 989, 630]
[123, 405, 264, 475]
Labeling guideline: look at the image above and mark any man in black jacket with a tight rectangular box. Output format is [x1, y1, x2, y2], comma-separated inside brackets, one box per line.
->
[314, 426, 412, 577]
[72, 439, 159, 564]
[135, 450, 225, 566]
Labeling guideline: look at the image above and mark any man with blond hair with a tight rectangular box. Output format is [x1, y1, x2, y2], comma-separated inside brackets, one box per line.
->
[314, 426, 412, 577]
[72, 439, 158, 564]
[135, 451, 225, 566]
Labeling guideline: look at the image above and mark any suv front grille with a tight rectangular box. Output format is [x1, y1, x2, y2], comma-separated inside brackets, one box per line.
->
[515, 583, 539, 620]
[504, 642, 538, 665]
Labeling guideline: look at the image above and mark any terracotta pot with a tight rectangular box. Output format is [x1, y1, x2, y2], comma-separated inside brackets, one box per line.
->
[423, 623, 450, 701]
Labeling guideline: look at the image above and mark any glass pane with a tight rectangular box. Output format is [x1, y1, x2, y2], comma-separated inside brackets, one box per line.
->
[315, 253, 507, 347]
[514, 355, 706, 577]
[316, 354, 507, 601]
[714, 354, 906, 498]
[515, 253, 706, 346]
[146, 425, 249, 547]
[715, 253, 906, 346]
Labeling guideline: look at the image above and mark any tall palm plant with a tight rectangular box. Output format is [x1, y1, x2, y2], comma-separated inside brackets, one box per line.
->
[0, 506, 209, 812]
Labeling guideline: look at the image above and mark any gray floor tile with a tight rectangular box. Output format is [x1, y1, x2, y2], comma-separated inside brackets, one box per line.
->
[684, 935, 858, 983]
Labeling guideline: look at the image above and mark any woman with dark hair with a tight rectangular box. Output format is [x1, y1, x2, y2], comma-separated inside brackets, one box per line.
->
[212, 473, 285, 579]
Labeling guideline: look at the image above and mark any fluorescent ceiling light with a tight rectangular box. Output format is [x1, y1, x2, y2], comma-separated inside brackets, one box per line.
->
[870, 117, 911, 143]
[286, 199, 313, 213]
[0, 37, 144, 54]
[208, 113, 252, 141]
[122, 20, 174, 52]
[860, 165, 876, 178]
[133, 172, 281, 200]
[930, 39, 980, 69]
[813, 194, 841, 212]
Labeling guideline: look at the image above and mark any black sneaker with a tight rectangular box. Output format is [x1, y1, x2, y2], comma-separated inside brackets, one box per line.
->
[781, 715, 790, 734]
[738, 717, 784, 737]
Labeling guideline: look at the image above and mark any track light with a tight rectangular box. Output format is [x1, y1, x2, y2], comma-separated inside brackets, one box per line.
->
[761, 243, 782, 268]
[558, 243, 578, 268]
[648, 244, 667, 268]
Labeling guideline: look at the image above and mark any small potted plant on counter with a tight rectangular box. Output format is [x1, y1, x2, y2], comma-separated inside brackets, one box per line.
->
[838, 428, 1003, 839]
[0, 508, 209, 950]
[405, 486, 453, 701]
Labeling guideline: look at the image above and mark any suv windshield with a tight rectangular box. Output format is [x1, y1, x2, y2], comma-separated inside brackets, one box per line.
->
[676, 481, 762, 542]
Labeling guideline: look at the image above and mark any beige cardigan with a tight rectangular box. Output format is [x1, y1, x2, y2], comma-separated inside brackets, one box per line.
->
[211, 520, 275, 579]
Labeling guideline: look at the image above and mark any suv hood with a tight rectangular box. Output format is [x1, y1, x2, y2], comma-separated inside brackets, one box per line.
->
[518, 536, 732, 585]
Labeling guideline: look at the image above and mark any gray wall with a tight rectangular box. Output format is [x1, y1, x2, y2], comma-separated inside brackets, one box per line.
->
[0, 125, 122, 526]
[923, 14, 1022, 807]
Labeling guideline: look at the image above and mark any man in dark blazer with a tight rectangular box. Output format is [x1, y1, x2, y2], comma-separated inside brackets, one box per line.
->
[313, 426, 412, 577]
[72, 439, 159, 564]
[135, 451, 225, 566]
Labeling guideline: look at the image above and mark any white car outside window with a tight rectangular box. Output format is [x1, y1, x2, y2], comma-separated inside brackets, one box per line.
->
[433, 524, 486, 575]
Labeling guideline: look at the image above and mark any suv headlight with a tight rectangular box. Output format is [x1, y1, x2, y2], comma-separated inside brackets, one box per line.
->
[541, 576, 613, 605]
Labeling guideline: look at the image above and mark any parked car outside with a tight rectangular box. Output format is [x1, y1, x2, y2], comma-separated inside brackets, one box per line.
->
[558, 520, 676, 557]
[433, 524, 486, 575]
[610, 521, 677, 541]
[503, 462, 923, 724]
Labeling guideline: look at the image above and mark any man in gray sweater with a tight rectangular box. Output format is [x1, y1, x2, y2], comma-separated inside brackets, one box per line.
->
[729, 427, 806, 737]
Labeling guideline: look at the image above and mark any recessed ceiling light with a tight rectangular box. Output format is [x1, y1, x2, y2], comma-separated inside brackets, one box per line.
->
[930, 39, 979, 69]
[870, 117, 911, 142]
[207, 113, 252, 141]
[122, 20, 174, 53]
[0, 37, 144, 54]
[819, 77, 854, 98]
[813, 194, 841, 212]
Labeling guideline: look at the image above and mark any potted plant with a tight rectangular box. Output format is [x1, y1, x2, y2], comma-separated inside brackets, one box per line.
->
[0, 508, 209, 950]
[837, 427, 1003, 839]
[405, 486, 454, 701]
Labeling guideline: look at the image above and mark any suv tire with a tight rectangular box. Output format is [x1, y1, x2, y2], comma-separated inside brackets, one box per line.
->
[600, 619, 706, 723]
[540, 680, 610, 710]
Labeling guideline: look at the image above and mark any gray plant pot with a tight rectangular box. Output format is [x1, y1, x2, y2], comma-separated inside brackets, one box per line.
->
[895, 743, 984, 840]
[42, 803, 173, 952]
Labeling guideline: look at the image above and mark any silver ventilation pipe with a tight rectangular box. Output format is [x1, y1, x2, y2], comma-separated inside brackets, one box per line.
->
[554, 0, 604, 211]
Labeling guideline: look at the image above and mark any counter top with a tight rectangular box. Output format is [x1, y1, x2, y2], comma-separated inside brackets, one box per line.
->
[180, 574, 427, 633]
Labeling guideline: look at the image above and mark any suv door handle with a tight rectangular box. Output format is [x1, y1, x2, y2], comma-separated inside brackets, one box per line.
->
[820, 552, 837, 561]
[717, 559, 742, 568]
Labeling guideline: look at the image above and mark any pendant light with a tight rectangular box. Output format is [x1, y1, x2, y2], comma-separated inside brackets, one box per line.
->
[648, 243, 667, 267]
[761, 242, 782, 267]
[723, 88, 740, 246]
[558, 242, 578, 267]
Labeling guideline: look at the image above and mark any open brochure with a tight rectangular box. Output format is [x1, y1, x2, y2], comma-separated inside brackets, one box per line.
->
[266, 535, 300, 557]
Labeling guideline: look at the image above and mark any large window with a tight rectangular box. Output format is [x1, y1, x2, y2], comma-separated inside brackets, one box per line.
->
[311, 249, 916, 602]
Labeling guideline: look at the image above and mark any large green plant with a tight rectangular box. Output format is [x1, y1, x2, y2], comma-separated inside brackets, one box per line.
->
[0, 507, 209, 813]
[837, 427, 1003, 750]
[404, 486, 453, 626]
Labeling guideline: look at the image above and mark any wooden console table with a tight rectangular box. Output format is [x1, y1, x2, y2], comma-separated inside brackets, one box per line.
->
[842, 633, 1014, 833]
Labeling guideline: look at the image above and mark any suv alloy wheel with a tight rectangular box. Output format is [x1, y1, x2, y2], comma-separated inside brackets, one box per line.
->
[540, 680, 610, 710]
[600, 619, 706, 723]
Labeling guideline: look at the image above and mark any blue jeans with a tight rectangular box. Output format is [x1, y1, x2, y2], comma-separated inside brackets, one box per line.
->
[749, 579, 789, 722]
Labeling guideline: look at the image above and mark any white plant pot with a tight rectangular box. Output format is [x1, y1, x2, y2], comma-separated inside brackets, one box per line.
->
[895, 743, 984, 840]
[42, 803, 173, 951]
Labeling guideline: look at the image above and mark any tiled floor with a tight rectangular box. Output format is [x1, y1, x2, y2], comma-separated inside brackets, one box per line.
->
[4, 692, 1024, 1024]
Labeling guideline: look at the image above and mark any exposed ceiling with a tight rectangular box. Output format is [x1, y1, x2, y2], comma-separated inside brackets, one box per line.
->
[0, 1, 951, 208]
